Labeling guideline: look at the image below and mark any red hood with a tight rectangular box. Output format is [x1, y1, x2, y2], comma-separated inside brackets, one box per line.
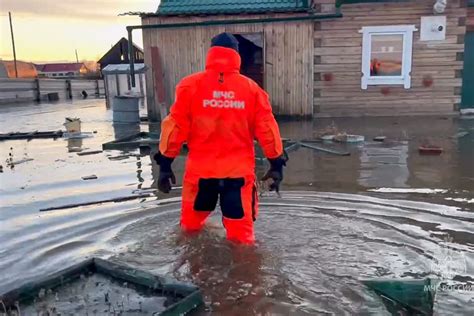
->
[205, 46, 241, 73]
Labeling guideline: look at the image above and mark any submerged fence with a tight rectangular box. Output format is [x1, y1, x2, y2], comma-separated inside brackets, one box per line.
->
[0, 78, 106, 105]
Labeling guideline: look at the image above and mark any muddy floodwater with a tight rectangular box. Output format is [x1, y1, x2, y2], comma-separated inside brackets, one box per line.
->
[0, 100, 473, 315]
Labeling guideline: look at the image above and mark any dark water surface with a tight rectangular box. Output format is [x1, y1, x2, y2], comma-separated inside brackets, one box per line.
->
[0, 100, 473, 314]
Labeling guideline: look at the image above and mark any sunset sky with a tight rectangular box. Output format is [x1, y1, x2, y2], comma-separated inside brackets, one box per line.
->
[0, 0, 157, 63]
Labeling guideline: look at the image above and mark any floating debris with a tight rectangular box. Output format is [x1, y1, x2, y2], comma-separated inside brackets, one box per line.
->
[64, 117, 81, 133]
[419, 145, 443, 155]
[320, 135, 335, 142]
[334, 133, 365, 143]
[63, 132, 94, 139]
[82, 175, 98, 181]
[0, 131, 63, 141]
[313, 122, 340, 140]
[102, 132, 160, 151]
[132, 188, 158, 195]
[299, 142, 350, 156]
[108, 155, 132, 161]
[6, 158, 34, 168]
[373, 136, 386, 142]
[283, 141, 300, 154]
[77, 150, 103, 156]
[369, 188, 448, 194]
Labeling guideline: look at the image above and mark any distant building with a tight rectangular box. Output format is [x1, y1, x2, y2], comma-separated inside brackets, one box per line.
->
[35, 63, 88, 78]
[0, 60, 38, 78]
[98, 38, 144, 72]
[0, 63, 6, 78]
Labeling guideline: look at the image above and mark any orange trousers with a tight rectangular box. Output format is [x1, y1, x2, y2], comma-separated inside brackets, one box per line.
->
[180, 174, 258, 244]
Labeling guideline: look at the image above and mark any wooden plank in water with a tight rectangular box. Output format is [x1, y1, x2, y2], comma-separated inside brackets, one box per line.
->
[76, 150, 103, 156]
[0, 130, 63, 141]
[299, 142, 350, 156]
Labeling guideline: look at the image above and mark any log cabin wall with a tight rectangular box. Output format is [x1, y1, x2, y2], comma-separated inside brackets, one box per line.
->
[314, 0, 468, 117]
[468, 2, 474, 31]
[142, 14, 315, 120]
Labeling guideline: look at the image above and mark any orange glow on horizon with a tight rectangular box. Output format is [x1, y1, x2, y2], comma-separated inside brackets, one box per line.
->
[0, 0, 156, 63]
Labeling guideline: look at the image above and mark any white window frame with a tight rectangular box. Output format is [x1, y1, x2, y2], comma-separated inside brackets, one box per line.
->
[359, 25, 417, 89]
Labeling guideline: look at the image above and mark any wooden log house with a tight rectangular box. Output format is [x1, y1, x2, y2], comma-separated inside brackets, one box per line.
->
[138, 0, 474, 120]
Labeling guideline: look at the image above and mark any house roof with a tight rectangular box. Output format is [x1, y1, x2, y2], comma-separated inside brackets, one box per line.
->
[98, 38, 144, 65]
[102, 63, 147, 75]
[156, 0, 310, 16]
[35, 63, 85, 73]
[0, 60, 38, 78]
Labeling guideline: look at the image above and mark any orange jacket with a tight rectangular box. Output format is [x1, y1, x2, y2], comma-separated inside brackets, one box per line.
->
[159, 46, 283, 178]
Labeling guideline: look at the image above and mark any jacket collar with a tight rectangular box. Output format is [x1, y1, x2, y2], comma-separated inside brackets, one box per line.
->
[205, 46, 241, 73]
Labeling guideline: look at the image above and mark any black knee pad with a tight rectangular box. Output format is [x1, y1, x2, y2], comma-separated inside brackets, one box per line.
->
[194, 179, 219, 211]
[220, 178, 245, 219]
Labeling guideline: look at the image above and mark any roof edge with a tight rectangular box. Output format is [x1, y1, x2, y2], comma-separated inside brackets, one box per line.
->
[155, 0, 311, 16]
[148, 8, 311, 18]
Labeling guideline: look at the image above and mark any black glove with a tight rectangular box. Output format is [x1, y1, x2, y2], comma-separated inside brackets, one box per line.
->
[261, 153, 288, 193]
[153, 152, 176, 193]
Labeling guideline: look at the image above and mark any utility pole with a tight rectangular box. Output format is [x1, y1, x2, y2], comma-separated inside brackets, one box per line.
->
[8, 12, 18, 78]
[75, 49, 79, 63]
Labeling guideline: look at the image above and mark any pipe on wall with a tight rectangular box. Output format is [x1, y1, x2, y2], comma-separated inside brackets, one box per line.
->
[126, 12, 343, 87]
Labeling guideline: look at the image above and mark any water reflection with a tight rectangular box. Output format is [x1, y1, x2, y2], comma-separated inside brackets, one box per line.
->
[359, 141, 409, 188]
[277, 116, 474, 195]
[113, 122, 141, 140]
[173, 233, 266, 315]
[457, 118, 474, 190]
[136, 156, 144, 189]
[66, 137, 83, 152]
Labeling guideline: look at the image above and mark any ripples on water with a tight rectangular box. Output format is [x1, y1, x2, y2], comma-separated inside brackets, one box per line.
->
[2, 191, 473, 314]
[106, 192, 473, 315]
[1, 101, 473, 314]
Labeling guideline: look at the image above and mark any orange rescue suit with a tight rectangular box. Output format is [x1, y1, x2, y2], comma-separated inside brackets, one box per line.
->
[159, 46, 283, 243]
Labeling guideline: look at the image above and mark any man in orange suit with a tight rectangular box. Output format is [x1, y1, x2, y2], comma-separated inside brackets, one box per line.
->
[155, 33, 285, 244]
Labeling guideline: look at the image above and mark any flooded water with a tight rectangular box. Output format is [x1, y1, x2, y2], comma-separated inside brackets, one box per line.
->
[21, 273, 168, 315]
[0, 100, 473, 315]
